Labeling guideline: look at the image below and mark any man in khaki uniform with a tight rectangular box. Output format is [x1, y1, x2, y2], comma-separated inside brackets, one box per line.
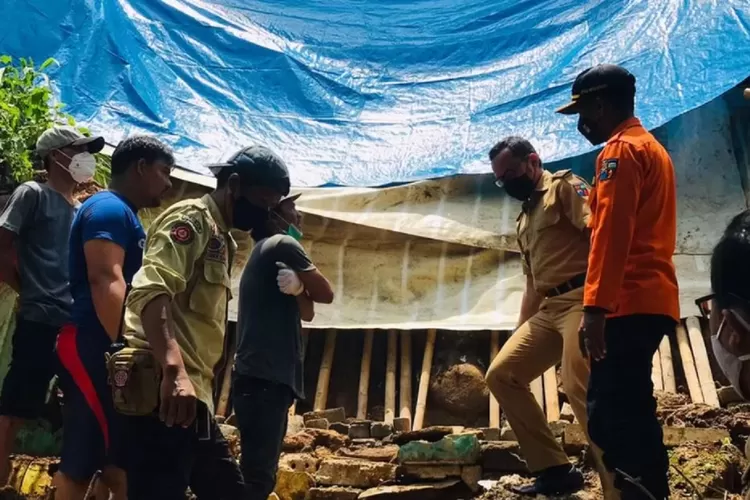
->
[485, 137, 615, 497]
[121, 145, 291, 499]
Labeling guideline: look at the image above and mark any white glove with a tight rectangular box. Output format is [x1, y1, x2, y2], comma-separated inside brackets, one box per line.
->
[276, 262, 305, 296]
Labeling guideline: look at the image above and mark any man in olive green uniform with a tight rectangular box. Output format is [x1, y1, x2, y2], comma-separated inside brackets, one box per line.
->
[485, 137, 616, 498]
[122, 146, 290, 499]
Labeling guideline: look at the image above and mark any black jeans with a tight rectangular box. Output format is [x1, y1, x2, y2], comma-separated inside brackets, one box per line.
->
[123, 401, 245, 500]
[587, 314, 675, 500]
[233, 375, 295, 500]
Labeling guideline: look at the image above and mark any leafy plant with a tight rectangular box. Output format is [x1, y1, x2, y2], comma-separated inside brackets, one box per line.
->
[0, 55, 106, 192]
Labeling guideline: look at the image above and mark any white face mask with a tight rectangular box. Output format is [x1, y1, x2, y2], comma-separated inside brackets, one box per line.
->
[57, 151, 97, 183]
[711, 316, 750, 400]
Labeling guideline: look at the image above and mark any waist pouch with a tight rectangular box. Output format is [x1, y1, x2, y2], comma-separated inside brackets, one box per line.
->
[105, 347, 161, 416]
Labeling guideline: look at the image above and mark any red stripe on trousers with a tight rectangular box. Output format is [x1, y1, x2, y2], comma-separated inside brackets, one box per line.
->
[57, 324, 110, 450]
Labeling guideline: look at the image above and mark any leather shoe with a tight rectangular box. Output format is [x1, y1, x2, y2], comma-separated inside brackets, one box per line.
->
[510, 464, 584, 496]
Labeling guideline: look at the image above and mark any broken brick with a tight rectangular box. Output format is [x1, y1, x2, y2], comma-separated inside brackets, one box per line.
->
[330, 422, 350, 436]
[348, 422, 371, 439]
[460, 465, 482, 493]
[306, 486, 362, 500]
[273, 469, 314, 500]
[563, 424, 730, 450]
[306, 418, 330, 430]
[397, 434, 480, 465]
[304, 408, 346, 424]
[371, 422, 393, 440]
[358, 479, 462, 499]
[315, 458, 397, 489]
[478, 427, 500, 441]
[392, 426, 455, 446]
[278, 453, 320, 474]
[398, 464, 462, 481]
[480, 441, 529, 473]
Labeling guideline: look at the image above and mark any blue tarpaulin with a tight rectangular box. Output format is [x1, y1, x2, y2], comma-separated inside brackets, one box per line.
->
[1, 0, 750, 186]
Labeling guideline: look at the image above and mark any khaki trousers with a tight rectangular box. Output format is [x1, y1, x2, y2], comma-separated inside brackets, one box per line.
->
[485, 287, 618, 499]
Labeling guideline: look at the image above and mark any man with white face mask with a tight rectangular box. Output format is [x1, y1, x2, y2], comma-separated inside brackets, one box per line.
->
[0, 125, 104, 485]
[702, 210, 750, 400]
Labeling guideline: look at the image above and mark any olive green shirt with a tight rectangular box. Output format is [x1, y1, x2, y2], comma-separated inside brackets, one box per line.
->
[124, 194, 236, 414]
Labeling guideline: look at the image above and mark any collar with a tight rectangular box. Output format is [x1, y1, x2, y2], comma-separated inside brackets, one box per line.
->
[201, 194, 229, 232]
[608, 117, 642, 142]
[521, 170, 551, 212]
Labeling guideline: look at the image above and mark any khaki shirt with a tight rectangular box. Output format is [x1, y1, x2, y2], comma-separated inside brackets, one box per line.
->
[516, 169, 591, 294]
[124, 194, 237, 413]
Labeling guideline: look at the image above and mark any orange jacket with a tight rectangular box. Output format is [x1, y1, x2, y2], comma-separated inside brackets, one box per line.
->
[584, 117, 680, 321]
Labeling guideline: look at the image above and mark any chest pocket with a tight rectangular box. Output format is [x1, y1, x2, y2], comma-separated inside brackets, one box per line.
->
[531, 202, 560, 233]
[189, 261, 232, 320]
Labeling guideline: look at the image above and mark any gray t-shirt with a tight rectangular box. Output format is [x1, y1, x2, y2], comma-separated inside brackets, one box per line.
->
[235, 234, 316, 399]
[0, 181, 78, 326]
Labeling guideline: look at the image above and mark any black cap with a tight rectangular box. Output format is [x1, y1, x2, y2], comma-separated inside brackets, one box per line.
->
[207, 145, 290, 195]
[556, 64, 636, 115]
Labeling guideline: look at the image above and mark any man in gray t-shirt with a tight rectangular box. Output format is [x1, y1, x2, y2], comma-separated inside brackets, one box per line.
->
[0, 126, 104, 485]
[233, 194, 334, 500]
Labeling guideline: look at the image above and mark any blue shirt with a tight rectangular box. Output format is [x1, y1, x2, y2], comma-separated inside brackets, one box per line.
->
[69, 191, 145, 339]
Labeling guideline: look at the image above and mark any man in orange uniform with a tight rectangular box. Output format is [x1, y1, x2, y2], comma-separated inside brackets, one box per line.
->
[558, 64, 679, 500]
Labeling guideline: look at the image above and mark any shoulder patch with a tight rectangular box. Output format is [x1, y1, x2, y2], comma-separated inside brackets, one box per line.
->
[169, 222, 195, 245]
[599, 159, 618, 182]
[206, 235, 227, 262]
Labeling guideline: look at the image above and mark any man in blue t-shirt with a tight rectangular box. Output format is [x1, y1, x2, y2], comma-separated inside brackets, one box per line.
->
[55, 136, 174, 499]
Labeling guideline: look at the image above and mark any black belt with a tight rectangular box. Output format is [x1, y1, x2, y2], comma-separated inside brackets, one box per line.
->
[545, 273, 586, 298]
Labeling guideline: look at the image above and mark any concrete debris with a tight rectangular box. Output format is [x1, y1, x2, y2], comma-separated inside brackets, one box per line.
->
[478, 427, 501, 442]
[349, 422, 371, 439]
[548, 420, 569, 438]
[306, 486, 362, 500]
[393, 417, 411, 433]
[358, 479, 463, 499]
[460, 465, 482, 493]
[273, 469, 314, 500]
[340, 445, 399, 463]
[283, 429, 349, 453]
[315, 458, 397, 489]
[397, 434, 480, 465]
[398, 464, 462, 481]
[287, 415, 305, 436]
[392, 426, 454, 446]
[330, 422, 350, 436]
[480, 441, 529, 473]
[560, 403, 576, 423]
[564, 423, 730, 450]
[305, 408, 347, 425]
[307, 419, 331, 430]
[371, 422, 393, 440]
[718, 386, 744, 406]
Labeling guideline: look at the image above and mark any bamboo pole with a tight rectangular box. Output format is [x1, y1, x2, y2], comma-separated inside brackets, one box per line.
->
[543, 367, 559, 422]
[413, 329, 436, 431]
[357, 329, 375, 420]
[676, 323, 704, 404]
[686, 316, 720, 407]
[216, 358, 235, 417]
[652, 349, 664, 391]
[489, 331, 501, 428]
[399, 330, 413, 426]
[659, 335, 677, 393]
[385, 330, 398, 424]
[314, 329, 337, 411]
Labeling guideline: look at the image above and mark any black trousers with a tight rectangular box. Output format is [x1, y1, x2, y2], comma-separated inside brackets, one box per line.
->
[123, 401, 245, 500]
[233, 375, 295, 500]
[587, 314, 675, 500]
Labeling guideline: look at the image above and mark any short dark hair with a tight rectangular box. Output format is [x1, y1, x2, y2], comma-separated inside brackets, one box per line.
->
[111, 136, 175, 176]
[488, 136, 537, 162]
[711, 210, 750, 309]
[600, 88, 635, 117]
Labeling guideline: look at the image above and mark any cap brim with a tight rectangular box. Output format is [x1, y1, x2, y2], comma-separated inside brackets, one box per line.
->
[70, 136, 105, 153]
[206, 163, 234, 176]
[280, 193, 301, 204]
[555, 101, 581, 115]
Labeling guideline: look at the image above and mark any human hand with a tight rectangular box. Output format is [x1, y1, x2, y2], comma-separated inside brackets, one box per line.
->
[276, 262, 305, 296]
[578, 310, 607, 361]
[159, 366, 197, 428]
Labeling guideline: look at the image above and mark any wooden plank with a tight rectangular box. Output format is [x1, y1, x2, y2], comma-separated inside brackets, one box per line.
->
[676, 323, 704, 404]
[314, 329, 337, 411]
[399, 331, 413, 425]
[686, 316, 720, 407]
[543, 367, 559, 422]
[531, 377, 544, 411]
[413, 329, 436, 431]
[385, 329, 398, 424]
[357, 329, 375, 420]
[489, 331, 501, 428]
[652, 349, 664, 391]
[215, 357, 234, 417]
[659, 335, 677, 393]
[564, 423, 729, 448]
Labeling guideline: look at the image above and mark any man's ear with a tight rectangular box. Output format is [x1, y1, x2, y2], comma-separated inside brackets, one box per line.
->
[528, 152, 540, 167]
[226, 172, 242, 198]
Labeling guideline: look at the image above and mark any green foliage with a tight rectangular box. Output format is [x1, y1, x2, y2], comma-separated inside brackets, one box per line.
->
[94, 153, 112, 187]
[0, 55, 108, 190]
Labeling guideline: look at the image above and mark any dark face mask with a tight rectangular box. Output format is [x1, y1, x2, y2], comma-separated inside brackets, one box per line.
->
[233, 196, 270, 232]
[503, 174, 536, 201]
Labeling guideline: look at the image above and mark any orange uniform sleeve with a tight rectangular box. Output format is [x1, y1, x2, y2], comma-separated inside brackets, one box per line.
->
[584, 142, 643, 312]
